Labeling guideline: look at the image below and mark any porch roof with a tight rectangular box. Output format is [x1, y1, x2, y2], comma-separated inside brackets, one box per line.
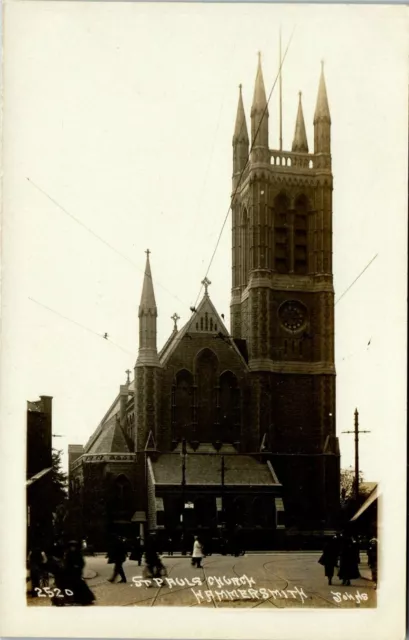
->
[149, 453, 280, 486]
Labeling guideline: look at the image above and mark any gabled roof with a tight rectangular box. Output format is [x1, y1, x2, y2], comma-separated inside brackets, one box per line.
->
[159, 293, 248, 368]
[86, 417, 131, 455]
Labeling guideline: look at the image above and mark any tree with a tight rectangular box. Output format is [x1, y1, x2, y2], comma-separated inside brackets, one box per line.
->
[50, 449, 68, 537]
[340, 467, 364, 505]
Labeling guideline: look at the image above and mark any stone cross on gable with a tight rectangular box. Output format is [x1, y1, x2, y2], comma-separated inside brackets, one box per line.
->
[201, 277, 211, 296]
[171, 313, 180, 331]
[145, 248, 151, 257]
[126, 369, 131, 384]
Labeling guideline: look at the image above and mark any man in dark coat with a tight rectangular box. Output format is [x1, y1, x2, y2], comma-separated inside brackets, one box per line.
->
[129, 537, 143, 566]
[108, 536, 127, 583]
[338, 534, 360, 586]
[318, 536, 339, 585]
[64, 541, 95, 605]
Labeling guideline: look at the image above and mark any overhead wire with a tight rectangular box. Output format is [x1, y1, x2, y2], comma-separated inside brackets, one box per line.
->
[29, 296, 135, 357]
[25, 177, 189, 308]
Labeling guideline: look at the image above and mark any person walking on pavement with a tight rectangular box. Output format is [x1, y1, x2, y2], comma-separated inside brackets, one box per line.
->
[130, 536, 143, 566]
[367, 536, 378, 588]
[168, 536, 174, 556]
[28, 546, 48, 596]
[338, 532, 360, 586]
[318, 535, 339, 585]
[108, 536, 127, 583]
[192, 536, 204, 568]
[64, 540, 95, 605]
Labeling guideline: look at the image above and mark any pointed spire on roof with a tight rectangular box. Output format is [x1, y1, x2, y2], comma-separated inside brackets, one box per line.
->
[251, 52, 268, 117]
[137, 250, 160, 367]
[314, 60, 331, 124]
[139, 249, 157, 316]
[233, 84, 249, 144]
[292, 92, 309, 153]
[145, 430, 157, 451]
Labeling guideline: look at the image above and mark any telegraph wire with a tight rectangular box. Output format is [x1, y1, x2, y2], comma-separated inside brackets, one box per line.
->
[335, 254, 378, 306]
[28, 296, 135, 357]
[25, 177, 189, 308]
[185, 28, 296, 334]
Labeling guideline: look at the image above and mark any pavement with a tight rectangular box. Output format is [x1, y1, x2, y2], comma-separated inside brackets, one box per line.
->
[27, 552, 376, 608]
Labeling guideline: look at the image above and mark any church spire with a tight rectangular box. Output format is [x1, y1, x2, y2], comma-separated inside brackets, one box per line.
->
[250, 52, 269, 152]
[292, 92, 309, 153]
[233, 84, 249, 180]
[314, 61, 331, 123]
[233, 84, 249, 144]
[136, 250, 160, 366]
[314, 61, 331, 156]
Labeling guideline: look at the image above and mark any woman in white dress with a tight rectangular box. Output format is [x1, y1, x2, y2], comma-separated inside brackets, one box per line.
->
[192, 536, 204, 568]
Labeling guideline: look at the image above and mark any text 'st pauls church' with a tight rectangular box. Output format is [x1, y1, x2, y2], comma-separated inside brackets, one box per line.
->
[68, 54, 340, 550]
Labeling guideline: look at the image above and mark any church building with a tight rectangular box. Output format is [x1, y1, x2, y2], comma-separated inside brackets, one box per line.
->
[68, 55, 340, 550]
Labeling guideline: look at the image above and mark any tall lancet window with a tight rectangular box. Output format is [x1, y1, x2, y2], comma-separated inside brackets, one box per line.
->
[294, 195, 309, 275]
[274, 194, 290, 273]
[219, 371, 240, 443]
[241, 208, 249, 286]
[174, 370, 193, 440]
[196, 349, 218, 442]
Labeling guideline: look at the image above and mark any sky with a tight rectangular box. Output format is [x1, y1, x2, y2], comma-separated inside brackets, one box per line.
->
[2, 1, 407, 487]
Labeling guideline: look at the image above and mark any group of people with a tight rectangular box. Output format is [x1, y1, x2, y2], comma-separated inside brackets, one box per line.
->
[319, 531, 378, 588]
[28, 539, 95, 605]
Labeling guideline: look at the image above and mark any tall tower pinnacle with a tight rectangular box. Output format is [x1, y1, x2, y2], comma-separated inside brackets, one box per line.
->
[292, 92, 309, 153]
[136, 250, 160, 366]
[233, 84, 249, 182]
[250, 52, 269, 156]
[314, 62, 331, 156]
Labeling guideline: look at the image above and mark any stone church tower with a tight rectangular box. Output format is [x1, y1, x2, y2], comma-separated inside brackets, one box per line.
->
[231, 57, 340, 530]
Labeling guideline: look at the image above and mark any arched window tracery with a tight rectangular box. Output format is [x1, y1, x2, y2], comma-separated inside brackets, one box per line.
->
[294, 195, 309, 274]
[196, 349, 218, 441]
[274, 194, 290, 273]
[174, 369, 194, 440]
[219, 371, 240, 443]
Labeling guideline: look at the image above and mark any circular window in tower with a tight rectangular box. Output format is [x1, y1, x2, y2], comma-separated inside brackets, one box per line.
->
[278, 300, 307, 333]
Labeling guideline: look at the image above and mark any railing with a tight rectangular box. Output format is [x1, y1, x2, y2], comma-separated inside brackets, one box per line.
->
[270, 150, 315, 170]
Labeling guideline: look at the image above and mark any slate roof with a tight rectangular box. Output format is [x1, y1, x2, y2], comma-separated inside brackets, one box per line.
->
[86, 418, 131, 454]
[150, 452, 279, 486]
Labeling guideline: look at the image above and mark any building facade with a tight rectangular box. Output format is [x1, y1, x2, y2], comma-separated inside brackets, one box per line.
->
[27, 396, 53, 551]
[68, 55, 340, 550]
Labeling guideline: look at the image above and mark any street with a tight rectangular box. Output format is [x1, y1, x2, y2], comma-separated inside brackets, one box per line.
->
[27, 552, 376, 608]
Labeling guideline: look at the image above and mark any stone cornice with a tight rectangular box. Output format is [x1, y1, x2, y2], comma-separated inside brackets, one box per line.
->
[240, 274, 334, 300]
[248, 360, 336, 375]
[70, 453, 136, 472]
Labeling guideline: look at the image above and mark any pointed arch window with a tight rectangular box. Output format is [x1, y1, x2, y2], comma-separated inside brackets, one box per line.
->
[219, 371, 240, 443]
[174, 369, 194, 440]
[241, 208, 249, 286]
[196, 349, 218, 441]
[274, 194, 290, 273]
[294, 195, 309, 274]
[114, 474, 132, 514]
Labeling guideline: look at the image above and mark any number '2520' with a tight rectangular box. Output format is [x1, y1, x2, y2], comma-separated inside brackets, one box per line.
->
[34, 587, 74, 598]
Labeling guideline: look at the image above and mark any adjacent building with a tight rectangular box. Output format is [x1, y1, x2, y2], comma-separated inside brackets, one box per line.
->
[26, 396, 53, 551]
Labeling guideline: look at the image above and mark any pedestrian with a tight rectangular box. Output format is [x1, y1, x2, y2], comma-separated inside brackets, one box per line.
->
[192, 536, 204, 568]
[367, 537, 378, 588]
[168, 536, 174, 556]
[129, 537, 143, 566]
[338, 533, 360, 586]
[318, 535, 339, 585]
[143, 536, 166, 585]
[28, 546, 48, 596]
[64, 540, 95, 605]
[108, 536, 127, 584]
